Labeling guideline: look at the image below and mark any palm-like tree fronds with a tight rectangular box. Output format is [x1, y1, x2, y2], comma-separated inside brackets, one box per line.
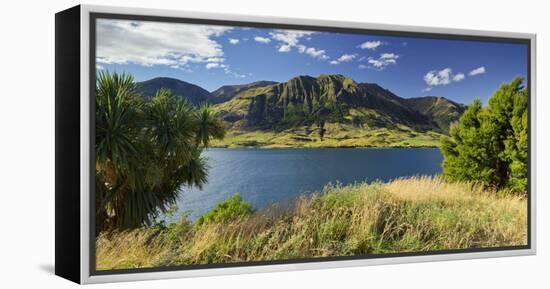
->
[95, 72, 226, 231]
[194, 103, 226, 147]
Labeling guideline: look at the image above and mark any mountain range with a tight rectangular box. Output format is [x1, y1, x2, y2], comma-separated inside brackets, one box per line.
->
[136, 77, 211, 105]
[136, 75, 466, 148]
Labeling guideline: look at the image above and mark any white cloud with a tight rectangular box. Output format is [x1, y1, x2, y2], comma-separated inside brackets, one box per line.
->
[304, 47, 329, 59]
[267, 30, 329, 60]
[338, 54, 357, 62]
[359, 40, 382, 50]
[206, 57, 224, 63]
[96, 19, 252, 77]
[169, 64, 193, 72]
[204, 62, 246, 78]
[330, 53, 357, 64]
[293, 44, 329, 60]
[96, 19, 230, 67]
[96, 64, 104, 70]
[179, 55, 207, 65]
[424, 68, 453, 86]
[278, 44, 291, 52]
[380, 53, 398, 59]
[453, 73, 465, 82]
[423, 68, 466, 91]
[254, 36, 271, 43]
[469, 66, 486, 76]
[269, 30, 313, 49]
[206, 62, 226, 69]
[366, 53, 400, 70]
[205, 63, 219, 69]
[223, 66, 246, 78]
[358, 64, 367, 69]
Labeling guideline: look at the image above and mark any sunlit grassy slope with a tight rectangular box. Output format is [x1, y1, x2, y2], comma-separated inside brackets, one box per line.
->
[96, 176, 527, 270]
[211, 123, 443, 148]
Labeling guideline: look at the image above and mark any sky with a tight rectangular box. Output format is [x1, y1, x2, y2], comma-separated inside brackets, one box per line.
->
[96, 18, 528, 105]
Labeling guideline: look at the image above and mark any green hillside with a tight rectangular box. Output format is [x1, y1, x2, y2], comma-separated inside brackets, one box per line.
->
[210, 81, 278, 104]
[212, 74, 465, 148]
[136, 77, 211, 106]
[405, 96, 466, 132]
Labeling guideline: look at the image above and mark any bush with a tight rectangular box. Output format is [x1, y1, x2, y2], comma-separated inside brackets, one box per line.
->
[196, 193, 254, 226]
[440, 77, 528, 193]
[164, 218, 193, 243]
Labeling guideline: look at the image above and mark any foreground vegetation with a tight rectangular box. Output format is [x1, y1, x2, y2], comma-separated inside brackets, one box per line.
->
[95, 71, 226, 231]
[96, 176, 527, 270]
[212, 124, 443, 148]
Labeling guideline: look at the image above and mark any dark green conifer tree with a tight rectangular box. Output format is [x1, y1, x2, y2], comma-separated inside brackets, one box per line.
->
[440, 77, 528, 193]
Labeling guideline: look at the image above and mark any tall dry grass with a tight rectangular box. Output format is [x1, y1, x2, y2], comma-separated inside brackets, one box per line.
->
[96, 176, 527, 270]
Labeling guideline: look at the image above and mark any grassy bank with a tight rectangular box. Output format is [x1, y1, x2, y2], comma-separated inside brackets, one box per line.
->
[96, 176, 527, 270]
[211, 123, 443, 148]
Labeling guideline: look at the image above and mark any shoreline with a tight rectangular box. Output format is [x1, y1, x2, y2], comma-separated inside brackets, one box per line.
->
[210, 126, 445, 149]
[208, 144, 441, 149]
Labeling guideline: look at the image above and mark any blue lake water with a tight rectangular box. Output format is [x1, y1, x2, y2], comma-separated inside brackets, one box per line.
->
[168, 148, 443, 222]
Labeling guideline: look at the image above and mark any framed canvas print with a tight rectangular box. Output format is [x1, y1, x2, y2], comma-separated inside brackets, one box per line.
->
[55, 4, 536, 284]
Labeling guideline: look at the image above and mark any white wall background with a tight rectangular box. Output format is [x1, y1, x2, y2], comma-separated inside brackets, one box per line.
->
[0, 0, 547, 287]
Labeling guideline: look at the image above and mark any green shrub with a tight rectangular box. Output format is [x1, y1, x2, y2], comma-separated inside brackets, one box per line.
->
[196, 193, 254, 226]
[440, 77, 528, 193]
[163, 215, 193, 243]
[317, 219, 350, 244]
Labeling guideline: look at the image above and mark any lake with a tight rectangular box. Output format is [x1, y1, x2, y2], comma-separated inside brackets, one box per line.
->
[167, 148, 443, 222]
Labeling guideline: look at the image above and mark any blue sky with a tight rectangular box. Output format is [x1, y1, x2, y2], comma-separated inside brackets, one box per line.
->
[96, 19, 528, 105]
